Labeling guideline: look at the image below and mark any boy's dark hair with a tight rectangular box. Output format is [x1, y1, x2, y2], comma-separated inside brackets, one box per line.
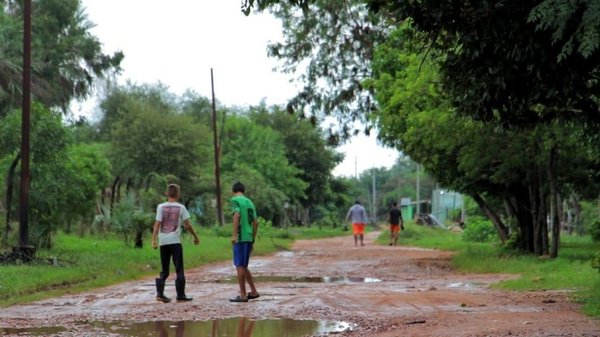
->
[355, 200, 361, 205]
[167, 184, 180, 198]
[232, 181, 245, 193]
[392, 202, 398, 207]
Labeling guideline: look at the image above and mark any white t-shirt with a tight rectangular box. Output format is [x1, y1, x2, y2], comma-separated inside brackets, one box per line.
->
[156, 202, 190, 246]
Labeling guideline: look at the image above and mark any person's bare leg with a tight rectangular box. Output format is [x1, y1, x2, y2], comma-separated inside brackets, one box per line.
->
[393, 231, 399, 246]
[389, 229, 394, 246]
[354, 235, 358, 247]
[360, 234, 364, 246]
[245, 269, 259, 297]
[236, 266, 247, 299]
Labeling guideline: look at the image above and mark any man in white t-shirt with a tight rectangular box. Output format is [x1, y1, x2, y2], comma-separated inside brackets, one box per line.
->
[152, 184, 200, 303]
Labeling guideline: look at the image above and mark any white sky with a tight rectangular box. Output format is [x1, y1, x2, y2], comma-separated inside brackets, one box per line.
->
[78, 0, 397, 177]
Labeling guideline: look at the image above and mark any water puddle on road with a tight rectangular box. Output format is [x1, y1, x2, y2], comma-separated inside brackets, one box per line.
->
[214, 276, 382, 284]
[446, 282, 483, 289]
[1, 318, 353, 337]
[0, 326, 66, 336]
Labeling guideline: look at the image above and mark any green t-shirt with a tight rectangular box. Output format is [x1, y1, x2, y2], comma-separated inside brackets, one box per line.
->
[231, 195, 257, 242]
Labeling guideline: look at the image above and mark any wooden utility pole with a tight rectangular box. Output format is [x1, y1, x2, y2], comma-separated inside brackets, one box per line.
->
[19, 0, 32, 249]
[211, 69, 224, 226]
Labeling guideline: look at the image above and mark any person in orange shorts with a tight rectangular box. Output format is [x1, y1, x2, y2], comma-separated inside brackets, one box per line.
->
[387, 202, 403, 246]
[345, 201, 369, 247]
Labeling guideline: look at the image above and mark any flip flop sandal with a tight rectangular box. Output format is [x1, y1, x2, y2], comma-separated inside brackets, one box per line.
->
[229, 296, 249, 303]
[247, 293, 260, 300]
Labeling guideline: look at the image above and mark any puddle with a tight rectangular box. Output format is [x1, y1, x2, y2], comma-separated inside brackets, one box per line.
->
[0, 326, 66, 336]
[1, 318, 353, 337]
[214, 276, 382, 284]
[446, 282, 482, 289]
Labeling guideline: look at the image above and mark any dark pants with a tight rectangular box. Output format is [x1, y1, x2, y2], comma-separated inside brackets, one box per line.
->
[159, 243, 185, 283]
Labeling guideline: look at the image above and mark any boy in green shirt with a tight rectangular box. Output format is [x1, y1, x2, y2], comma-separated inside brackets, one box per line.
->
[229, 181, 260, 302]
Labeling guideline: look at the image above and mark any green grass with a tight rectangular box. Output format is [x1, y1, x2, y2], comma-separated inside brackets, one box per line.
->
[0, 225, 348, 307]
[377, 222, 600, 317]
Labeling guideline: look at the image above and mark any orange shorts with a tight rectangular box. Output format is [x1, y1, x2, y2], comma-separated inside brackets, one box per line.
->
[390, 224, 401, 234]
[352, 223, 365, 235]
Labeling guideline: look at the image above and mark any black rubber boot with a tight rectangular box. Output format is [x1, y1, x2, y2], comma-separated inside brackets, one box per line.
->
[175, 279, 192, 302]
[155, 278, 171, 303]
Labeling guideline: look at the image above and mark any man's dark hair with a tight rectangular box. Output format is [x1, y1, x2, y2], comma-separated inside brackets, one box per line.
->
[167, 184, 180, 198]
[392, 201, 398, 207]
[355, 200, 361, 205]
[232, 181, 245, 193]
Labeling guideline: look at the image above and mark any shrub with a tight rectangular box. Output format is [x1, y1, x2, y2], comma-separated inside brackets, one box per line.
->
[462, 217, 498, 242]
[588, 221, 600, 242]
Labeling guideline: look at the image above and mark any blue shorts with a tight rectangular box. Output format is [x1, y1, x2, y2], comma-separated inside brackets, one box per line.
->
[233, 242, 253, 267]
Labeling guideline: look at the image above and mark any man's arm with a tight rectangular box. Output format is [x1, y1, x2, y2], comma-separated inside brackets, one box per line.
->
[183, 219, 200, 245]
[232, 212, 240, 244]
[152, 221, 161, 249]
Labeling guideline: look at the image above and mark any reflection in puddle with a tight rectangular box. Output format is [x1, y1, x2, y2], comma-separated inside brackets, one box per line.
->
[1, 318, 353, 337]
[101, 319, 352, 337]
[215, 276, 382, 284]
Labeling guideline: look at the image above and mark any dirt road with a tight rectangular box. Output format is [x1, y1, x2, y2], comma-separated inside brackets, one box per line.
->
[1, 232, 599, 336]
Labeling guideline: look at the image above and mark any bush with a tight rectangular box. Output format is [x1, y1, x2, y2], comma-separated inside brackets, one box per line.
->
[462, 217, 498, 242]
[588, 220, 600, 242]
[592, 250, 600, 273]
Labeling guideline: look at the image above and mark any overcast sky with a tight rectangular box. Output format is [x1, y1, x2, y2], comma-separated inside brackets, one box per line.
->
[78, 0, 398, 177]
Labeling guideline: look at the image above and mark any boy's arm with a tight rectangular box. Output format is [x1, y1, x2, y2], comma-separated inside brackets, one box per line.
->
[183, 219, 200, 245]
[152, 221, 161, 249]
[232, 212, 240, 244]
[252, 219, 258, 243]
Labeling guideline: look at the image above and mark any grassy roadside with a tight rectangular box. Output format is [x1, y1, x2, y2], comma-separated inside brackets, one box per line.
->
[377, 222, 600, 317]
[0, 225, 348, 307]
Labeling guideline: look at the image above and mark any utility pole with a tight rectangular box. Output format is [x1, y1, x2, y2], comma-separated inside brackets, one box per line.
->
[210, 69, 224, 226]
[19, 0, 32, 250]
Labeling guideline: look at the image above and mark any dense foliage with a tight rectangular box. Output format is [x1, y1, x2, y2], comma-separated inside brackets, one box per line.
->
[246, 0, 600, 258]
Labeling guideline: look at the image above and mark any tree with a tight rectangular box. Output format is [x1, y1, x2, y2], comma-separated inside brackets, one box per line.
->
[249, 0, 388, 138]
[63, 142, 112, 233]
[0, 104, 93, 248]
[370, 27, 599, 255]
[108, 97, 211, 192]
[97, 82, 177, 138]
[366, 0, 600, 126]
[0, 0, 123, 115]
[221, 114, 307, 224]
[249, 104, 342, 210]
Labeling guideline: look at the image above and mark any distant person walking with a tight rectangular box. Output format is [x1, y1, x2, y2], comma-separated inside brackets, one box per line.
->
[387, 202, 403, 246]
[152, 184, 200, 303]
[229, 182, 260, 303]
[346, 201, 369, 247]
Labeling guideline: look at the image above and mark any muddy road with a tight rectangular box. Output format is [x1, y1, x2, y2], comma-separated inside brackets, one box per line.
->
[1, 232, 599, 336]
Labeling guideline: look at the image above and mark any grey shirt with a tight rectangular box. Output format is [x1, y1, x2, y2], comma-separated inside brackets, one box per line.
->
[346, 204, 368, 224]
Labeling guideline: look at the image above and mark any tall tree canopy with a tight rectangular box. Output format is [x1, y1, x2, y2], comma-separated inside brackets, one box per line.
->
[0, 0, 123, 115]
[251, 0, 388, 139]
[367, 0, 600, 126]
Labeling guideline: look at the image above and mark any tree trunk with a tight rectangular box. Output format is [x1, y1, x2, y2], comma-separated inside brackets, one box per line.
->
[548, 147, 560, 258]
[471, 193, 508, 243]
[530, 183, 543, 255]
[125, 177, 133, 195]
[110, 176, 120, 210]
[4, 153, 21, 247]
[506, 189, 533, 252]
